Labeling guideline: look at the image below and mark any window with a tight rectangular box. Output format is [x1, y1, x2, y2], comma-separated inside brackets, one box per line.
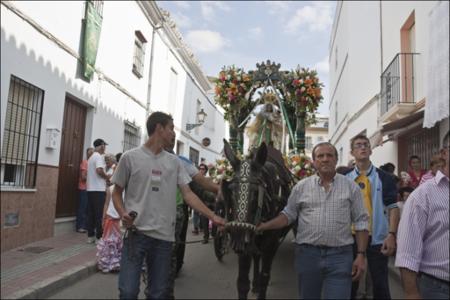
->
[1, 75, 44, 188]
[334, 101, 338, 126]
[123, 121, 141, 152]
[132, 31, 147, 78]
[189, 147, 199, 166]
[335, 46, 338, 70]
[306, 136, 313, 151]
[176, 140, 184, 155]
[168, 68, 178, 109]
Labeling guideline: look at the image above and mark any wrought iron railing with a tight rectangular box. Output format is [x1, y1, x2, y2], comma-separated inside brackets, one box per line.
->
[380, 53, 420, 116]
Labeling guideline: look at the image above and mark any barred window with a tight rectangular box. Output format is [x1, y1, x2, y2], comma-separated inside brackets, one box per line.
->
[123, 121, 141, 152]
[305, 136, 313, 151]
[132, 31, 147, 78]
[1, 75, 44, 188]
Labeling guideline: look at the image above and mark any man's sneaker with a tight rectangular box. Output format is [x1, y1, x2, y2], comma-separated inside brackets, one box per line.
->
[86, 237, 95, 244]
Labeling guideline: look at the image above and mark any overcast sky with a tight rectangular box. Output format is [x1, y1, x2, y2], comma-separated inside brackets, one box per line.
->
[157, 1, 336, 116]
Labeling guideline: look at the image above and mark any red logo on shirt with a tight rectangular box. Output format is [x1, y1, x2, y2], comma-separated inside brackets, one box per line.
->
[152, 170, 162, 175]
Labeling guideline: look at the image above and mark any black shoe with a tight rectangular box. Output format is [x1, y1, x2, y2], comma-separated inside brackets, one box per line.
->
[202, 239, 208, 244]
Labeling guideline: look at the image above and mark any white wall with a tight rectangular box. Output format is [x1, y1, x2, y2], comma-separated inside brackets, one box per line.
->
[328, 1, 438, 169]
[1, 2, 153, 165]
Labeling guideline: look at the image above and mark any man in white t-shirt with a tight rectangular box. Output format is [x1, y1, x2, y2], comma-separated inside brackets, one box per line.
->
[112, 112, 225, 299]
[86, 138, 110, 243]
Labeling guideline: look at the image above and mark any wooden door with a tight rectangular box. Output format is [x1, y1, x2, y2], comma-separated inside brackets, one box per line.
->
[56, 96, 87, 217]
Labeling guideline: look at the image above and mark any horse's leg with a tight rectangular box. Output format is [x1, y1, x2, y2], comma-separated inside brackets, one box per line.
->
[251, 253, 261, 294]
[257, 242, 278, 300]
[237, 253, 252, 300]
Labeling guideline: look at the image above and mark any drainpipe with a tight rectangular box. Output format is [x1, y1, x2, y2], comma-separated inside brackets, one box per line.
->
[146, 23, 163, 118]
[378, 0, 383, 127]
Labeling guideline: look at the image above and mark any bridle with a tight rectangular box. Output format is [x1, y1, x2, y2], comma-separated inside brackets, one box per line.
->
[225, 160, 270, 231]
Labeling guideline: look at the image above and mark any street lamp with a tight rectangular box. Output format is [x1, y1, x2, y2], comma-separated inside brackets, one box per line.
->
[186, 108, 207, 132]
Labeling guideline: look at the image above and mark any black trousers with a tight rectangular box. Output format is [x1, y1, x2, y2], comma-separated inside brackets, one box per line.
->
[87, 191, 106, 239]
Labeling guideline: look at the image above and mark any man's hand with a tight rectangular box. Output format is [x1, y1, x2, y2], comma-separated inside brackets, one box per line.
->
[381, 233, 396, 256]
[212, 214, 226, 227]
[121, 212, 134, 229]
[256, 222, 267, 233]
[352, 254, 366, 281]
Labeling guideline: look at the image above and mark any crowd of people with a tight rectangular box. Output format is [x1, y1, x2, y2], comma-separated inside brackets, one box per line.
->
[75, 110, 448, 299]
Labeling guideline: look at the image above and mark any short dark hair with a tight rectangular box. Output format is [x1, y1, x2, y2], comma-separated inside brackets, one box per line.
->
[409, 155, 421, 163]
[199, 163, 208, 172]
[115, 153, 122, 163]
[350, 134, 370, 149]
[312, 142, 338, 161]
[146, 112, 173, 136]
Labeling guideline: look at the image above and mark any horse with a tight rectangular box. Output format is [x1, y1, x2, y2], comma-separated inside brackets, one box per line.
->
[220, 139, 292, 300]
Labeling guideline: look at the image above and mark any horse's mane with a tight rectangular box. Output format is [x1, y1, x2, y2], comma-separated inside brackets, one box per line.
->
[265, 145, 294, 187]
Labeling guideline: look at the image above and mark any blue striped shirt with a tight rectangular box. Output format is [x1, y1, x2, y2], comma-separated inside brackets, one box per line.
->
[395, 171, 449, 281]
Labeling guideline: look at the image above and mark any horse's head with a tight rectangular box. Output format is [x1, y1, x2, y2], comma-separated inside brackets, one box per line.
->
[221, 139, 268, 254]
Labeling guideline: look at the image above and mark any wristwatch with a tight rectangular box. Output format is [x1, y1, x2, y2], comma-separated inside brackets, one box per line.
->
[356, 251, 366, 257]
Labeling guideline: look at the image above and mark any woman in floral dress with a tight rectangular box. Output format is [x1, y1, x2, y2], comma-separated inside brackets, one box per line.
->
[96, 153, 122, 273]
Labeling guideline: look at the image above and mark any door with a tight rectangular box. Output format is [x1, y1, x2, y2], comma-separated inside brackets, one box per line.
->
[56, 96, 87, 217]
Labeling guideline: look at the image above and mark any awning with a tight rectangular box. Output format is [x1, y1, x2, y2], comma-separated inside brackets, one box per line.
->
[381, 110, 424, 137]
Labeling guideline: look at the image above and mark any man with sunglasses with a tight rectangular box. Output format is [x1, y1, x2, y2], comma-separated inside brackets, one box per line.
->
[345, 134, 399, 299]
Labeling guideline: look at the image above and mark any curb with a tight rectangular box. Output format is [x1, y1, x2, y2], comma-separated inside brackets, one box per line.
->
[6, 262, 98, 299]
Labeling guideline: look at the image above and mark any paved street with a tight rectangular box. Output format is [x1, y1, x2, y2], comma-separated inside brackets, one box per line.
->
[47, 226, 404, 299]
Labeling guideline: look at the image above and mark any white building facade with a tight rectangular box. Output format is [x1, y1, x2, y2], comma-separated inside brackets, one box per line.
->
[1, 1, 225, 251]
[305, 114, 329, 158]
[328, 1, 449, 171]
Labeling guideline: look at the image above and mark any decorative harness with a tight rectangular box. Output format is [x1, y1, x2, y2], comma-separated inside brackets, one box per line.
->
[234, 160, 270, 227]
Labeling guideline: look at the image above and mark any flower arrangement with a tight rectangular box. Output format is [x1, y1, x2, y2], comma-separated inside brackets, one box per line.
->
[284, 154, 315, 182]
[284, 67, 324, 113]
[214, 66, 253, 123]
[208, 152, 247, 183]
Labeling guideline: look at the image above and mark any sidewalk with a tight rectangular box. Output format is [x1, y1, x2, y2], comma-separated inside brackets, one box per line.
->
[1, 232, 98, 299]
[1, 229, 403, 299]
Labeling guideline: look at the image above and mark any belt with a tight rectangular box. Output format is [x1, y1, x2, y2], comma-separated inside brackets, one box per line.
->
[299, 243, 352, 249]
[419, 272, 450, 286]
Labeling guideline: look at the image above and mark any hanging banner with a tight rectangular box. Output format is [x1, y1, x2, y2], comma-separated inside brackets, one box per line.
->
[82, 1, 103, 80]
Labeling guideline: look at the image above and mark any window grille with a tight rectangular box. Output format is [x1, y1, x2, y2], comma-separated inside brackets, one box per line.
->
[123, 121, 141, 152]
[132, 31, 147, 78]
[305, 136, 313, 151]
[189, 147, 199, 166]
[1, 75, 44, 188]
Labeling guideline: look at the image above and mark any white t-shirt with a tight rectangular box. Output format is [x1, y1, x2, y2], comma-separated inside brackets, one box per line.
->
[106, 186, 120, 218]
[112, 145, 191, 242]
[87, 152, 106, 192]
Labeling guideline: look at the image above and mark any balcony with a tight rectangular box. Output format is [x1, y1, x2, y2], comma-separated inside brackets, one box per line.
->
[380, 53, 420, 123]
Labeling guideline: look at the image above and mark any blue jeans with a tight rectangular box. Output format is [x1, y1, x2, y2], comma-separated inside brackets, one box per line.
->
[76, 190, 88, 231]
[419, 273, 449, 299]
[295, 244, 353, 299]
[119, 232, 172, 299]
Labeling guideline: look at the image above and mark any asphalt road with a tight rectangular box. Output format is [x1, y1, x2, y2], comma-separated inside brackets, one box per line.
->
[47, 226, 403, 299]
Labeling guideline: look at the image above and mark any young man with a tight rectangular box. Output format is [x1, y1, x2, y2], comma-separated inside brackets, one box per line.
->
[396, 132, 449, 299]
[112, 112, 225, 299]
[258, 142, 369, 299]
[86, 139, 110, 243]
[346, 134, 399, 299]
[77, 147, 94, 233]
